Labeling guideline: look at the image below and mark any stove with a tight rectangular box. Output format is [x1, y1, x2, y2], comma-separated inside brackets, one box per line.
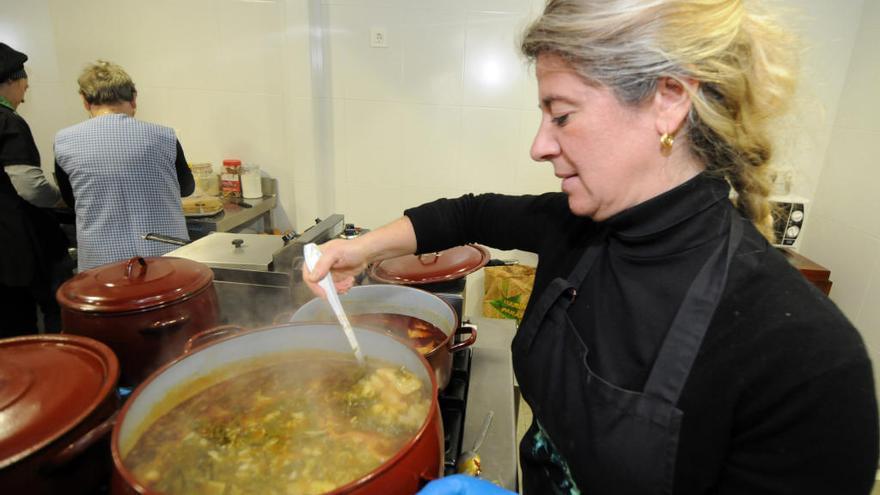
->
[439, 337, 473, 475]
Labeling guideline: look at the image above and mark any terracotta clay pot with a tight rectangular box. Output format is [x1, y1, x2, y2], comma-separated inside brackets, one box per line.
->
[368, 245, 490, 285]
[110, 322, 443, 495]
[290, 284, 476, 389]
[58, 256, 221, 388]
[0, 334, 119, 495]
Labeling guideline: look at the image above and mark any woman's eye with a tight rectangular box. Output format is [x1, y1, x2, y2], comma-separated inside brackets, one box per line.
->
[552, 114, 569, 126]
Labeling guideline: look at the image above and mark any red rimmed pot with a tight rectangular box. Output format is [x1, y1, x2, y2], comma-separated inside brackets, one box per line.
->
[290, 284, 476, 389]
[58, 256, 221, 388]
[110, 322, 444, 495]
[368, 244, 490, 285]
[0, 334, 120, 495]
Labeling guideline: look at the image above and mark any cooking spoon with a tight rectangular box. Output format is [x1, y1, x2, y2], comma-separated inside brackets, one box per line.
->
[303, 243, 366, 366]
[457, 410, 495, 476]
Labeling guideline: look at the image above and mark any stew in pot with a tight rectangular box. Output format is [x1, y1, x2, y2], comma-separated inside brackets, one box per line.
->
[349, 313, 447, 355]
[123, 350, 431, 495]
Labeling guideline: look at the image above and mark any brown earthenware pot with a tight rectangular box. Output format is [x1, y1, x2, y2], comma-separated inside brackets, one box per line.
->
[58, 256, 221, 388]
[0, 334, 119, 495]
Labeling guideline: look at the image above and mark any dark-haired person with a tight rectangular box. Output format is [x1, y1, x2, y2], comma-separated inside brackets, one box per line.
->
[305, 1, 879, 494]
[54, 60, 194, 271]
[0, 42, 70, 336]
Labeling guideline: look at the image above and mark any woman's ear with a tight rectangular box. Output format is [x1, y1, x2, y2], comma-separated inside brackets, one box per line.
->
[653, 76, 698, 136]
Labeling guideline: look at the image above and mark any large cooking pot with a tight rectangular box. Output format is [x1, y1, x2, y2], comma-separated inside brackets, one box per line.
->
[0, 334, 119, 495]
[58, 256, 221, 388]
[110, 322, 443, 495]
[368, 245, 490, 285]
[290, 284, 476, 389]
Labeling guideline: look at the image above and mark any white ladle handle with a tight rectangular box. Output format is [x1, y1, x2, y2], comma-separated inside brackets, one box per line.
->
[303, 243, 366, 365]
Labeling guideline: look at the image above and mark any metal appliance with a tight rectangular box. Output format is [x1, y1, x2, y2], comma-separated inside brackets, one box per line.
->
[769, 195, 808, 248]
[162, 214, 345, 327]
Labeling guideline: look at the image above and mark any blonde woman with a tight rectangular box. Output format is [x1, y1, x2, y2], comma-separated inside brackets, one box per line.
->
[307, 1, 879, 494]
[54, 60, 195, 271]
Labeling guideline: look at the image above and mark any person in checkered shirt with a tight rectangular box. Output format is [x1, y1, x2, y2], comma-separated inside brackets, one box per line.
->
[54, 60, 194, 272]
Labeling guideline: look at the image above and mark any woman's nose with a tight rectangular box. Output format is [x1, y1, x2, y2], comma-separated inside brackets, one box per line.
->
[530, 122, 560, 162]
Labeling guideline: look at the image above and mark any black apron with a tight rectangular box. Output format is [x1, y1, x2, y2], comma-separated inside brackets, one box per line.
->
[513, 213, 743, 495]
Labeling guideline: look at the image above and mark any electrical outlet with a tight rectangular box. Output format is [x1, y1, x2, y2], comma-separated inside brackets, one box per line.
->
[370, 27, 388, 48]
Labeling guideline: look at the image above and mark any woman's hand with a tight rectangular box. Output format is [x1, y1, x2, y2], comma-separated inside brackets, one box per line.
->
[301, 238, 369, 296]
[418, 475, 514, 495]
[300, 216, 420, 298]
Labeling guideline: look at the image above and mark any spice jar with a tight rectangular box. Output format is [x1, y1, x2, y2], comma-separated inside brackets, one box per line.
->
[220, 159, 242, 198]
[190, 162, 219, 196]
[241, 164, 263, 199]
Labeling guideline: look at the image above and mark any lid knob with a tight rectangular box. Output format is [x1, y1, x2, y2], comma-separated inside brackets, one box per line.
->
[232, 239, 244, 248]
[125, 257, 148, 279]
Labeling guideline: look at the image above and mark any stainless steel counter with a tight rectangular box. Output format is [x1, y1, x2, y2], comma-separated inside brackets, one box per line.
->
[186, 195, 277, 237]
[461, 316, 518, 491]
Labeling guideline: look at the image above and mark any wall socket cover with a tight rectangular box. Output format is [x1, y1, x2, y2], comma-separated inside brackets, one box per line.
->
[370, 27, 388, 48]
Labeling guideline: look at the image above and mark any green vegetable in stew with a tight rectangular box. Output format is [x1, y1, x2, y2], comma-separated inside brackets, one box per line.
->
[123, 351, 431, 495]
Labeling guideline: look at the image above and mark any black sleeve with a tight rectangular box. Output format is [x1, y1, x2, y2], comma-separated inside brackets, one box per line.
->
[715, 361, 879, 495]
[175, 140, 194, 196]
[403, 192, 578, 255]
[55, 159, 75, 209]
[0, 111, 41, 167]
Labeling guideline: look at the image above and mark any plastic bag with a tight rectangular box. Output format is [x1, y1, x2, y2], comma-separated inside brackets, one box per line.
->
[481, 264, 536, 324]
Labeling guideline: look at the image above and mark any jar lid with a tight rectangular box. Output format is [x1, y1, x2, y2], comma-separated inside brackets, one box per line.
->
[222, 159, 241, 167]
[189, 162, 213, 172]
[368, 244, 490, 284]
[57, 256, 214, 313]
[0, 334, 118, 467]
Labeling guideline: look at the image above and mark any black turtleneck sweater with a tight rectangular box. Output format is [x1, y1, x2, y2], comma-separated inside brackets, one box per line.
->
[405, 174, 878, 495]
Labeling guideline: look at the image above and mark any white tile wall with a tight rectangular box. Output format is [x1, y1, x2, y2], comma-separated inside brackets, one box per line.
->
[398, 104, 464, 189]
[461, 106, 525, 194]
[800, 0, 880, 405]
[462, 11, 532, 110]
[318, 0, 547, 231]
[400, 14, 466, 106]
[805, 216, 878, 319]
[775, 0, 865, 199]
[809, 130, 880, 236]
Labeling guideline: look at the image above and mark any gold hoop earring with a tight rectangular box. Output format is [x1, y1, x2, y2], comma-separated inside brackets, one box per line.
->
[660, 133, 675, 153]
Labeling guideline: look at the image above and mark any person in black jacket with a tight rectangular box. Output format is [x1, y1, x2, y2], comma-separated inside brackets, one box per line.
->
[0, 42, 71, 336]
[304, 1, 879, 494]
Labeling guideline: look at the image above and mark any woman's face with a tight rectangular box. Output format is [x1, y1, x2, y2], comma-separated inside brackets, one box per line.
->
[6, 78, 28, 109]
[531, 54, 665, 220]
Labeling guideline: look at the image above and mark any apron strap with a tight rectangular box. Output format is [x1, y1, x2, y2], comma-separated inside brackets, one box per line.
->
[567, 228, 609, 291]
[515, 229, 607, 351]
[643, 213, 744, 403]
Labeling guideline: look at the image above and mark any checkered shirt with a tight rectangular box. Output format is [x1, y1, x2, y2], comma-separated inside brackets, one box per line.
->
[54, 114, 189, 271]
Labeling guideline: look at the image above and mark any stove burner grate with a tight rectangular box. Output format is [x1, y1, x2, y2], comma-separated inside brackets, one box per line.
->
[438, 345, 473, 476]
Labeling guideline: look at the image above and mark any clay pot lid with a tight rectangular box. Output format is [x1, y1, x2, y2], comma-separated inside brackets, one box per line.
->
[57, 256, 214, 313]
[369, 244, 490, 285]
[0, 334, 119, 468]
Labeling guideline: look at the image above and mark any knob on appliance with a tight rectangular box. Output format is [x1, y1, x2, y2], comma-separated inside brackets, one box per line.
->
[338, 223, 370, 240]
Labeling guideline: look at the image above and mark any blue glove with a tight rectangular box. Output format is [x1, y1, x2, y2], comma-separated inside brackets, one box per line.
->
[418, 474, 515, 495]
